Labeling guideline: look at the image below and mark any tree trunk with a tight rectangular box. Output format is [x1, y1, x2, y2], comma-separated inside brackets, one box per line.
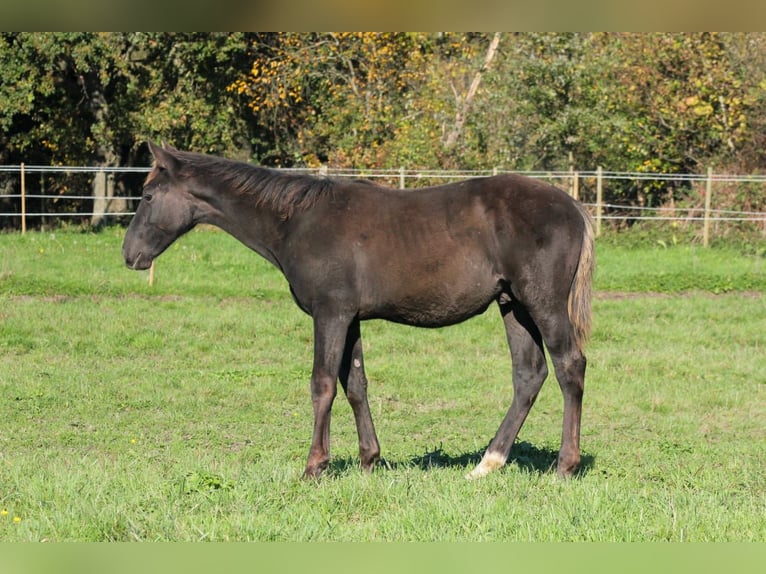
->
[91, 169, 116, 228]
[89, 85, 127, 227]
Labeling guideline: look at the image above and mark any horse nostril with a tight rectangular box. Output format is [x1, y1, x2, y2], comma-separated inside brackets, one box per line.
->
[124, 252, 143, 269]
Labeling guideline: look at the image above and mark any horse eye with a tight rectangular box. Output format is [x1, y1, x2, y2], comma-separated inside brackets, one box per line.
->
[142, 192, 153, 202]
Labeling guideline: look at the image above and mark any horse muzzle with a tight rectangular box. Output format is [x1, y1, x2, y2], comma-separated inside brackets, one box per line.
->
[124, 252, 152, 271]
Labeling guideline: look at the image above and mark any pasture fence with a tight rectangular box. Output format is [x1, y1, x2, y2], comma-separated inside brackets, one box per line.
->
[1, 163, 765, 245]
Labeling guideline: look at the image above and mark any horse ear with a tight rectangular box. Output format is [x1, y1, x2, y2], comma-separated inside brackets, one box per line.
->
[161, 140, 179, 152]
[147, 140, 180, 173]
[147, 140, 162, 157]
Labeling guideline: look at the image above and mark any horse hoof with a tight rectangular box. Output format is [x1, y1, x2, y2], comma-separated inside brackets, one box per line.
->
[465, 451, 506, 480]
[302, 464, 327, 480]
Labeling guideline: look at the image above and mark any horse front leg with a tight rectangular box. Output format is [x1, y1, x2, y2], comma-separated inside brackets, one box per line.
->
[303, 312, 353, 479]
[338, 317, 381, 472]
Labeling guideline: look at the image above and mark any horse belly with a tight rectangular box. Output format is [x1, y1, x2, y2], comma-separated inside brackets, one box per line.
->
[360, 261, 501, 327]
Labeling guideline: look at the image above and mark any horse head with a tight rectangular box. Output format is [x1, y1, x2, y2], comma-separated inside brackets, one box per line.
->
[122, 141, 198, 270]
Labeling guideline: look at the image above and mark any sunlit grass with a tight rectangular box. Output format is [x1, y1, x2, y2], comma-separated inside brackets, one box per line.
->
[0, 229, 764, 540]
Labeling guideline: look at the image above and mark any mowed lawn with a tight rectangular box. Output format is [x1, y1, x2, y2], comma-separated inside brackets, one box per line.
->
[0, 228, 764, 541]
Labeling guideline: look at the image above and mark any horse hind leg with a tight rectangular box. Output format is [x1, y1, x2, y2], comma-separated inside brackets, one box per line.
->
[338, 317, 381, 472]
[466, 300, 548, 480]
[549, 335, 586, 478]
[532, 304, 587, 478]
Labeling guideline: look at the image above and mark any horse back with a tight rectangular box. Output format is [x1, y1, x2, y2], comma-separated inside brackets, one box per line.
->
[282, 174, 586, 325]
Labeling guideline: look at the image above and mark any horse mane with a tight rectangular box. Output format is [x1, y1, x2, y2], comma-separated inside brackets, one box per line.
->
[173, 150, 336, 219]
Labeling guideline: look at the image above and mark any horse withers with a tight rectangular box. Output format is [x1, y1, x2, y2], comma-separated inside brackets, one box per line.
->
[122, 141, 595, 480]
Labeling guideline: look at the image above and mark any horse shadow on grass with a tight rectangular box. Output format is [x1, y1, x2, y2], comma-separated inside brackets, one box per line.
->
[328, 441, 595, 478]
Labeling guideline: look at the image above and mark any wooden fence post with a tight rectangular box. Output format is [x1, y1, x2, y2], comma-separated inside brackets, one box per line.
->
[572, 171, 579, 200]
[149, 261, 156, 287]
[21, 162, 26, 234]
[399, 167, 405, 190]
[703, 166, 713, 247]
[596, 166, 603, 237]
[568, 152, 574, 197]
[40, 172, 46, 229]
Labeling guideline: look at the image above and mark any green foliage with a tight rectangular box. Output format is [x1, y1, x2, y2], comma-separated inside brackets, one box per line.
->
[596, 34, 757, 179]
[468, 33, 766, 206]
[477, 33, 607, 170]
[132, 32, 254, 156]
[0, 32, 254, 168]
[3, 32, 766, 212]
[227, 32, 489, 168]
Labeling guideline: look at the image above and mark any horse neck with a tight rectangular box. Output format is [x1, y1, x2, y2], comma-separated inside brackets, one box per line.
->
[195, 180, 287, 270]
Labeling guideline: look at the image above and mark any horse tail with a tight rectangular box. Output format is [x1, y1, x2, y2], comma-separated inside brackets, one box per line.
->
[568, 201, 595, 354]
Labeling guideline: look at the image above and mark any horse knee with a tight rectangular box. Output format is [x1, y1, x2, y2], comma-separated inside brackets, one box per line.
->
[513, 360, 548, 404]
[312, 373, 337, 396]
[345, 379, 368, 408]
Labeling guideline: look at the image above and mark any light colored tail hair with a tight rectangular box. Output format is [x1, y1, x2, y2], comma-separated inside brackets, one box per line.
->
[568, 201, 595, 353]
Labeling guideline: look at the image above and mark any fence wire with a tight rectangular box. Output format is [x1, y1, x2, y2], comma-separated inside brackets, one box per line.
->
[1, 165, 765, 224]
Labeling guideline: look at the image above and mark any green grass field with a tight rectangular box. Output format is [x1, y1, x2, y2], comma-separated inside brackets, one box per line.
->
[1, 228, 764, 541]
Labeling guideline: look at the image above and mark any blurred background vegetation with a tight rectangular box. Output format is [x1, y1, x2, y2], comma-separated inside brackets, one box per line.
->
[2, 32, 766, 214]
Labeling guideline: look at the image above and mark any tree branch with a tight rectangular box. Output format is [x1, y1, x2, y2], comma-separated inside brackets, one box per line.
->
[443, 32, 501, 148]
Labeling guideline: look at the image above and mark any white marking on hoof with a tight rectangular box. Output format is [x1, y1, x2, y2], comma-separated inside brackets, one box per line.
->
[465, 451, 506, 480]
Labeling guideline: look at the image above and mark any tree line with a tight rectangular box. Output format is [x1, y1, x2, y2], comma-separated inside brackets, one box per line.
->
[2, 32, 766, 210]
